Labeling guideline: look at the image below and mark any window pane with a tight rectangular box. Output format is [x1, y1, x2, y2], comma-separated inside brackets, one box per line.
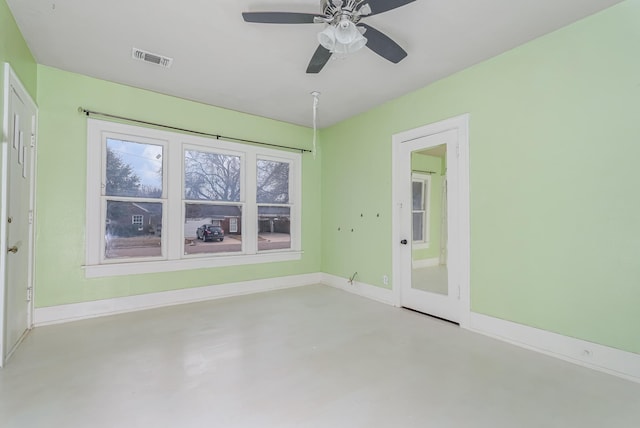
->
[106, 138, 163, 198]
[105, 201, 162, 259]
[184, 150, 241, 201]
[413, 212, 424, 242]
[412, 181, 423, 210]
[257, 159, 289, 203]
[184, 203, 242, 255]
[258, 206, 291, 251]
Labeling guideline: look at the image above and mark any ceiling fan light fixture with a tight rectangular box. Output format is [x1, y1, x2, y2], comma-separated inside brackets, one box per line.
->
[317, 21, 367, 54]
[334, 19, 357, 44]
[318, 25, 337, 50]
[347, 32, 367, 53]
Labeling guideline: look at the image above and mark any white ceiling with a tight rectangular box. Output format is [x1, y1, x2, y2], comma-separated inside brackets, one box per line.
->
[7, 0, 623, 128]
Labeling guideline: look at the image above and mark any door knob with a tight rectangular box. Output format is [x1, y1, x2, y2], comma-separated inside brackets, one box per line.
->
[7, 245, 18, 254]
[400, 239, 408, 245]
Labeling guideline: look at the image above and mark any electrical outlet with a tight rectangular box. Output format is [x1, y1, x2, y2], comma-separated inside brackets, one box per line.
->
[383, 275, 389, 285]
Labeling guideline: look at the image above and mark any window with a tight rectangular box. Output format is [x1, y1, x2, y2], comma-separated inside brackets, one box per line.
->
[86, 119, 302, 277]
[412, 173, 431, 247]
[183, 147, 243, 256]
[257, 158, 291, 251]
[103, 137, 165, 260]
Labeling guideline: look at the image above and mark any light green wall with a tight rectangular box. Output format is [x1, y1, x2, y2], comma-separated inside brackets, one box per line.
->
[0, 0, 37, 99]
[411, 153, 442, 261]
[35, 65, 321, 307]
[321, 1, 640, 354]
[1, 0, 37, 177]
[0, 0, 37, 288]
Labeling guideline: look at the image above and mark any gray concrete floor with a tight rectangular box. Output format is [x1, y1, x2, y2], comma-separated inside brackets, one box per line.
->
[412, 264, 448, 295]
[1, 285, 639, 427]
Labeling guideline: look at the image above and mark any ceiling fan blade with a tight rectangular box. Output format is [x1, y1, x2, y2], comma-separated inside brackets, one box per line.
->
[360, 23, 407, 63]
[242, 12, 319, 24]
[361, 0, 416, 16]
[306, 45, 332, 74]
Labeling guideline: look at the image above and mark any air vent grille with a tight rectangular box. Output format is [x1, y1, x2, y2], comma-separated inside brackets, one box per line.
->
[132, 48, 173, 68]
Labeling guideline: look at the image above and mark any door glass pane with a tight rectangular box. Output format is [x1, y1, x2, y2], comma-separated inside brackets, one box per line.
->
[106, 138, 163, 198]
[105, 201, 162, 259]
[184, 203, 242, 255]
[257, 159, 289, 203]
[411, 144, 448, 295]
[184, 150, 241, 201]
[258, 206, 291, 251]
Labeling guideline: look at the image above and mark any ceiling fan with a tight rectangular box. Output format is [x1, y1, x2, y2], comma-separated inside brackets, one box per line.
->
[242, 0, 415, 73]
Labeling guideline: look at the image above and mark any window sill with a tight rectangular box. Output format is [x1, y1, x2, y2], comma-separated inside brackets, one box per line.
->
[412, 242, 431, 250]
[83, 251, 303, 278]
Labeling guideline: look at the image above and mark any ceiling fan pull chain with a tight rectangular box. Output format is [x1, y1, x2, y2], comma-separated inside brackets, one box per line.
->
[311, 91, 320, 159]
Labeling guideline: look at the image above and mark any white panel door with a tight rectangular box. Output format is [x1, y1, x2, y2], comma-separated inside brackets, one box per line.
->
[1, 64, 37, 365]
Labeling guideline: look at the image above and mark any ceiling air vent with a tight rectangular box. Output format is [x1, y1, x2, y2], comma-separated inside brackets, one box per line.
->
[132, 48, 173, 68]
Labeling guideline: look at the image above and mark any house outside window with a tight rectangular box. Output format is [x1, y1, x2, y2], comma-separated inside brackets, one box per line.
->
[86, 119, 302, 277]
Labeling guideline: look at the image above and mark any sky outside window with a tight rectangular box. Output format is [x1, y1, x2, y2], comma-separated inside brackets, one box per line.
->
[106, 138, 163, 192]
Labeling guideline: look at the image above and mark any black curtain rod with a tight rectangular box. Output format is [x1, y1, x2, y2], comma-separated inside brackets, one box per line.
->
[412, 169, 436, 175]
[78, 107, 312, 153]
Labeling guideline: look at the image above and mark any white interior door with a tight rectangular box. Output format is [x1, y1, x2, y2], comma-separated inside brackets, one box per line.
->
[397, 130, 460, 322]
[1, 64, 37, 365]
[392, 115, 470, 326]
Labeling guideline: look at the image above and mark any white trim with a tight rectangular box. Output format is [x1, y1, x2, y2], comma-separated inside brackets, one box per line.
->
[34, 273, 321, 326]
[84, 250, 302, 278]
[411, 257, 440, 269]
[320, 273, 396, 306]
[319, 275, 640, 384]
[468, 312, 640, 384]
[0, 66, 8, 367]
[412, 242, 430, 250]
[31, 272, 640, 384]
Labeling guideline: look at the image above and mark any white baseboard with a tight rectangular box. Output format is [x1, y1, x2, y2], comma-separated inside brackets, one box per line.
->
[34, 273, 322, 326]
[468, 312, 640, 383]
[320, 273, 396, 306]
[32, 270, 639, 384]
[412, 257, 440, 269]
[322, 277, 640, 383]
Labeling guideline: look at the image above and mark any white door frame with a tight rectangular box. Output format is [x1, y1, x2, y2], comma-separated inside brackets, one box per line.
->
[391, 114, 470, 328]
[0, 63, 38, 367]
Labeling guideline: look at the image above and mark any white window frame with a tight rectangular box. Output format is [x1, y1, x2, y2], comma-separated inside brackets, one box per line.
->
[85, 119, 302, 278]
[256, 154, 294, 253]
[412, 173, 431, 249]
[182, 144, 246, 258]
[131, 215, 143, 226]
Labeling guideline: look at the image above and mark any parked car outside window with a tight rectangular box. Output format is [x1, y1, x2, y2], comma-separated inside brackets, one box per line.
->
[197, 225, 225, 242]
